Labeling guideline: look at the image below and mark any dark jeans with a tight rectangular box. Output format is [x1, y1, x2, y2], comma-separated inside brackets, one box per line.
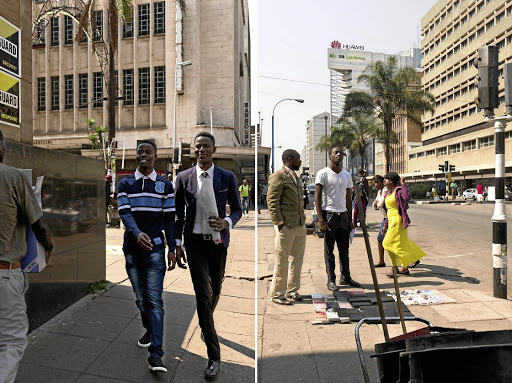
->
[323, 210, 351, 283]
[124, 249, 166, 358]
[186, 236, 227, 360]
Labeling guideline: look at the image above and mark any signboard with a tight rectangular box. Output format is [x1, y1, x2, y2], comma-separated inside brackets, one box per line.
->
[0, 16, 21, 78]
[0, 70, 20, 127]
[243, 102, 250, 146]
[330, 40, 364, 51]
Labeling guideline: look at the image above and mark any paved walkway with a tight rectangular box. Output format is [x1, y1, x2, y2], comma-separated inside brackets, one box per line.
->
[257, 207, 512, 383]
[16, 217, 256, 383]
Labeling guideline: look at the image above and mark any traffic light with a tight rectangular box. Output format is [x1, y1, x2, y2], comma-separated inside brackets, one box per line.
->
[449, 164, 455, 172]
[179, 142, 190, 164]
[504, 62, 512, 116]
[172, 147, 179, 164]
[439, 164, 445, 172]
[473, 46, 499, 118]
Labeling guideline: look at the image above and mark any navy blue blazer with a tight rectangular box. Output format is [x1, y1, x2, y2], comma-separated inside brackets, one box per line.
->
[174, 165, 242, 248]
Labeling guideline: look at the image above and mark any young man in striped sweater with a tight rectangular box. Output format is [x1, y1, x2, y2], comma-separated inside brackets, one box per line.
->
[118, 140, 177, 373]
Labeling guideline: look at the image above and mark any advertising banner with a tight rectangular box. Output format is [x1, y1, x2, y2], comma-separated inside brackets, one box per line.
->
[0, 70, 20, 127]
[0, 16, 21, 78]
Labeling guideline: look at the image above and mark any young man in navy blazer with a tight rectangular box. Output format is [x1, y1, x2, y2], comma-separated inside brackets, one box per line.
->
[174, 132, 242, 379]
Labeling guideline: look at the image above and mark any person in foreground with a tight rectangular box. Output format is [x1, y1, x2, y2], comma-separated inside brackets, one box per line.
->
[381, 172, 425, 277]
[0, 130, 53, 383]
[315, 146, 361, 291]
[267, 149, 307, 304]
[372, 175, 388, 268]
[174, 132, 242, 379]
[118, 140, 176, 373]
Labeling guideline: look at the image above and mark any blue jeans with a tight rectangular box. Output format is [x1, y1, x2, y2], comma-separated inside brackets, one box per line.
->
[125, 249, 166, 358]
[242, 196, 250, 214]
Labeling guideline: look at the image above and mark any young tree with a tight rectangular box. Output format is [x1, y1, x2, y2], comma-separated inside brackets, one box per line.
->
[342, 56, 435, 173]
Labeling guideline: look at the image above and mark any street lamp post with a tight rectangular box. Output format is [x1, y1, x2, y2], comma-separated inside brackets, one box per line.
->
[172, 60, 193, 181]
[323, 115, 328, 167]
[271, 98, 304, 173]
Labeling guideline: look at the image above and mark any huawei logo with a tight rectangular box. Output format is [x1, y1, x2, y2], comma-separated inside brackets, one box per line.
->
[331, 40, 341, 49]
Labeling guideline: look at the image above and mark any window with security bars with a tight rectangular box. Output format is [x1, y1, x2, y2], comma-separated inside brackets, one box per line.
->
[93, 72, 103, 107]
[123, 69, 134, 105]
[154, 2, 165, 34]
[51, 17, 59, 46]
[138, 4, 150, 36]
[123, 12, 134, 38]
[79, 74, 88, 108]
[93, 11, 103, 42]
[64, 75, 73, 109]
[154, 66, 165, 103]
[51, 76, 59, 110]
[138, 67, 150, 104]
[37, 78, 46, 112]
[35, 21, 46, 45]
[64, 16, 73, 45]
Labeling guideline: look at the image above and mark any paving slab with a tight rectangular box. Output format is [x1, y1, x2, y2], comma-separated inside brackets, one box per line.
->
[431, 301, 504, 322]
[15, 364, 80, 383]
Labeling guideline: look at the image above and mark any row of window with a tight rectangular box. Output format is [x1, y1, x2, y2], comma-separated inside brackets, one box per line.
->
[36, 3, 165, 47]
[37, 66, 166, 112]
[408, 133, 508, 160]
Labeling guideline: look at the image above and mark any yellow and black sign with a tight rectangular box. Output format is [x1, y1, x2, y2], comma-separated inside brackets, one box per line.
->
[0, 70, 20, 127]
[0, 16, 20, 78]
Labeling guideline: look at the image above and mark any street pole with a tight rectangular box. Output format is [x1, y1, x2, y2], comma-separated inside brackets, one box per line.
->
[492, 117, 508, 299]
[271, 98, 304, 173]
[323, 115, 328, 167]
[107, 20, 116, 190]
[210, 107, 213, 135]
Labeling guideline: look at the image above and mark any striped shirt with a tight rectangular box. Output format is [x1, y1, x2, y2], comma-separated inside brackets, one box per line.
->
[118, 170, 175, 252]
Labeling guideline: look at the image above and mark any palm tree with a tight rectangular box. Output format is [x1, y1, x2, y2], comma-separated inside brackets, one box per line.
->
[317, 113, 379, 171]
[342, 56, 435, 173]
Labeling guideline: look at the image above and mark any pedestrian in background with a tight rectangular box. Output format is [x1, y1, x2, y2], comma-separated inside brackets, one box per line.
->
[372, 175, 387, 268]
[315, 146, 361, 291]
[239, 179, 251, 218]
[381, 172, 425, 277]
[353, 169, 369, 227]
[477, 182, 484, 204]
[118, 140, 176, 373]
[267, 149, 306, 304]
[261, 182, 268, 209]
[0, 130, 53, 383]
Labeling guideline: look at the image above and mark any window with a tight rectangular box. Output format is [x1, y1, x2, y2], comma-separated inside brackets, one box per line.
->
[93, 11, 103, 42]
[64, 74, 73, 109]
[34, 21, 46, 45]
[463, 140, 476, 151]
[138, 4, 150, 36]
[154, 66, 165, 103]
[409, 154, 417, 160]
[497, 12, 505, 23]
[480, 136, 494, 148]
[477, 27, 485, 37]
[138, 67, 150, 104]
[449, 143, 461, 153]
[37, 78, 46, 112]
[477, 2, 484, 12]
[79, 74, 88, 108]
[123, 12, 134, 38]
[64, 16, 73, 45]
[93, 72, 103, 107]
[51, 76, 59, 110]
[123, 69, 134, 105]
[154, 2, 165, 34]
[437, 147, 447, 156]
[418, 152, 425, 158]
[486, 19, 494, 30]
[426, 149, 435, 156]
[51, 17, 59, 46]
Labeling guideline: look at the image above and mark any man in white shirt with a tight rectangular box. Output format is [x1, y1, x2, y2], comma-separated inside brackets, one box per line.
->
[315, 146, 361, 291]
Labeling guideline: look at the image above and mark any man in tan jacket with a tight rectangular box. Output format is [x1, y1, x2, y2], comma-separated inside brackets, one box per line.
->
[267, 149, 306, 305]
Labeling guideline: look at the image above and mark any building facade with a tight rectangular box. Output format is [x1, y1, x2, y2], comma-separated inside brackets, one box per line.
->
[305, 111, 330, 178]
[327, 44, 422, 175]
[408, 0, 512, 190]
[31, 0, 251, 177]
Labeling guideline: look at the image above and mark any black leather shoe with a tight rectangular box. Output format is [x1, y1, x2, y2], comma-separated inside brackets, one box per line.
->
[327, 281, 337, 291]
[339, 278, 362, 288]
[204, 360, 220, 379]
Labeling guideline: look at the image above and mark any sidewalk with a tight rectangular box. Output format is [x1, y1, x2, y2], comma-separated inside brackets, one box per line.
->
[16, 217, 256, 383]
[257, 207, 512, 383]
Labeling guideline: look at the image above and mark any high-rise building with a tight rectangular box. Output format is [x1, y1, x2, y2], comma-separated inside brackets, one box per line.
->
[305, 112, 330, 178]
[408, 0, 512, 190]
[31, 0, 254, 178]
[327, 43, 422, 174]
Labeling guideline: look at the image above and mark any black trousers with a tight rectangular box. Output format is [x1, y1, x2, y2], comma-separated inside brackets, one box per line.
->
[323, 210, 351, 283]
[186, 235, 227, 361]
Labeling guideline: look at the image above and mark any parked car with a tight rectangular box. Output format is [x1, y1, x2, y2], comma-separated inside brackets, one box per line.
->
[463, 188, 495, 201]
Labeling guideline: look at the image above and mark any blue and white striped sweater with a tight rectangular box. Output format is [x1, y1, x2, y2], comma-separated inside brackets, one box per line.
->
[118, 174, 175, 252]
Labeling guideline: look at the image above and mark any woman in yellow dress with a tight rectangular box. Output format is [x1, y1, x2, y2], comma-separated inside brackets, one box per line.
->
[381, 172, 425, 277]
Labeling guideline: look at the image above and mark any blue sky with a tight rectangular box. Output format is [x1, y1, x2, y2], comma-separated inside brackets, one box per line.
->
[249, 0, 438, 167]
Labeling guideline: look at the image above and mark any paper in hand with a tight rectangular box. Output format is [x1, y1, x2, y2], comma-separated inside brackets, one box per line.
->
[349, 228, 356, 244]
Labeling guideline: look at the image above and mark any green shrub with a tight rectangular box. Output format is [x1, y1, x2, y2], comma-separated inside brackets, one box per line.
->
[88, 280, 109, 294]
[409, 184, 429, 200]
